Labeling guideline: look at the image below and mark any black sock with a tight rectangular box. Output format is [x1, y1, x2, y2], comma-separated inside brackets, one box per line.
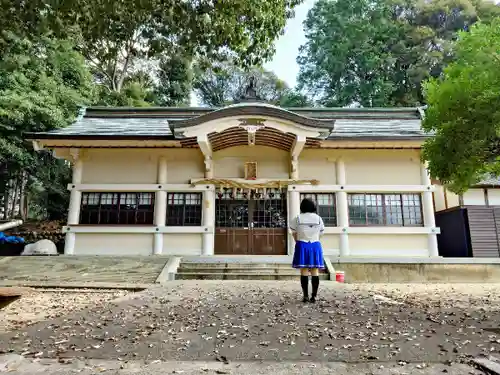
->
[300, 276, 309, 298]
[311, 276, 320, 298]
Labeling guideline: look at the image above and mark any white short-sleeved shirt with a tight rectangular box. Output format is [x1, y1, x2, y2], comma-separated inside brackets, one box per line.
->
[289, 213, 325, 243]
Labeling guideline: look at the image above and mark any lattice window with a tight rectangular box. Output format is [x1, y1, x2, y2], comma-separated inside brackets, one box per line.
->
[347, 193, 423, 226]
[300, 193, 337, 226]
[80, 192, 155, 225]
[166, 193, 203, 226]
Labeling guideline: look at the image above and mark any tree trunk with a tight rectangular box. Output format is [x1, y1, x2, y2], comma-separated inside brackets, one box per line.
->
[19, 172, 27, 220]
[10, 176, 19, 218]
[3, 179, 10, 220]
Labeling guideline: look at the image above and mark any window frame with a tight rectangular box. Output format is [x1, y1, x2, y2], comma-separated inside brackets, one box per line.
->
[347, 193, 423, 227]
[166, 192, 203, 227]
[300, 192, 337, 226]
[79, 192, 155, 225]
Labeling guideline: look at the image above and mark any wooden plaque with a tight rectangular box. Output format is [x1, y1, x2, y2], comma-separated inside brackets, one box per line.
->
[245, 162, 257, 180]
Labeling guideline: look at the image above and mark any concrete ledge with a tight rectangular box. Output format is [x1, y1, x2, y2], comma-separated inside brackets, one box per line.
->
[156, 256, 181, 283]
[333, 262, 500, 283]
[323, 258, 335, 281]
[331, 256, 500, 264]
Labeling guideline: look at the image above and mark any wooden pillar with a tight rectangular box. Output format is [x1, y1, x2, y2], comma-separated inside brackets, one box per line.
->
[153, 156, 167, 255]
[421, 163, 439, 257]
[197, 135, 215, 255]
[288, 136, 306, 255]
[202, 188, 215, 256]
[65, 149, 83, 255]
[336, 158, 350, 257]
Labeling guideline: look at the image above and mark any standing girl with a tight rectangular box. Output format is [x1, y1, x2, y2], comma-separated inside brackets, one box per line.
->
[290, 198, 325, 303]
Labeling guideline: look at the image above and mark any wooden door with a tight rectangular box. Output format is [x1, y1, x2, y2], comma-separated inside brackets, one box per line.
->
[215, 200, 250, 254]
[249, 197, 287, 255]
[214, 188, 287, 255]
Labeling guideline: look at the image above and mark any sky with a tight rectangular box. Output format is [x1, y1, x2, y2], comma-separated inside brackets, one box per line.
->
[263, 0, 316, 88]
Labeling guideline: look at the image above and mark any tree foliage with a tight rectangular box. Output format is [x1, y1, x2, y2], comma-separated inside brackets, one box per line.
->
[279, 90, 314, 107]
[193, 63, 291, 106]
[0, 0, 306, 220]
[297, 0, 500, 107]
[152, 55, 193, 107]
[2, 0, 303, 101]
[0, 32, 94, 219]
[422, 20, 500, 193]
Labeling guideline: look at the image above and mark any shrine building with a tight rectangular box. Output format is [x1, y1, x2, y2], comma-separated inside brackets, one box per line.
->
[29, 102, 440, 258]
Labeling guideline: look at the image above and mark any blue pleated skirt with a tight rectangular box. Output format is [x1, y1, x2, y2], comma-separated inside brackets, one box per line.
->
[292, 240, 325, 269]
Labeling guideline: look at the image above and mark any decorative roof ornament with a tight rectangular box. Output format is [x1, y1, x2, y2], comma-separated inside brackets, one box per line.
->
[238, 118, 265, 146]
[238, 76, 262, 102]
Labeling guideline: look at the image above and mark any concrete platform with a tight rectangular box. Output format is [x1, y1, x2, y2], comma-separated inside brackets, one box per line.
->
[335, 261, 500, 283]
[2, 255, 500, 286]
[0, 256, 170, 287]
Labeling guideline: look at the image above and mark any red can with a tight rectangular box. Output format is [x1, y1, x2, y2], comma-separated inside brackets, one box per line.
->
[336, 271, 345, 283]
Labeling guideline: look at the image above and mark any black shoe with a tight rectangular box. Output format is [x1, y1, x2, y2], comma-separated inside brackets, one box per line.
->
[302, 296, 309, 303]
[309, 296, 316, 303]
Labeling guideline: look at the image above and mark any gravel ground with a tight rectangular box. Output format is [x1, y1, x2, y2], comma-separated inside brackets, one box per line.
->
[0, 281, 499, 366]
[351, 283, 500, 310]
[0, 289, 128, 333]
[1, 281, 499, 374]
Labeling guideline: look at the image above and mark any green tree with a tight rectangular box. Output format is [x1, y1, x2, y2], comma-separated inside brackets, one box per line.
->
[422, 20, 500, 193]
[391, 0, 499, 105]
[193, 63, 290, 106]
[297, 0, 403, 107]
[297, 0, 498, 107]
[152, 54, 193, 107]
[0, 32, 94, 219]
[279, 90, 314, 107]
[2, 0, 303, 99]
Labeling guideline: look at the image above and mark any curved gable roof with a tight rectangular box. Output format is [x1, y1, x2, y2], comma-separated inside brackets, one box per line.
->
[169, 102, 336, 136]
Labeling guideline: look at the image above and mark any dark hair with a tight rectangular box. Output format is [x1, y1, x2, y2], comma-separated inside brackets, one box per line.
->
[300, 198, 317, 214]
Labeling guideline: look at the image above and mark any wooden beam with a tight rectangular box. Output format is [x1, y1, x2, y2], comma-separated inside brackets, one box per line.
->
[291, 135, 306, 158]
[196, 134, 212, 157]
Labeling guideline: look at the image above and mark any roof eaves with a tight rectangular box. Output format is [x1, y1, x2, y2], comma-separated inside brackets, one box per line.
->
[25, 133, 176, 141]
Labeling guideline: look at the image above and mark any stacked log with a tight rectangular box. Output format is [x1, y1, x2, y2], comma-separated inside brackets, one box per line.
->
[7, 220, 65, 253]
[13, 231, 65, 244]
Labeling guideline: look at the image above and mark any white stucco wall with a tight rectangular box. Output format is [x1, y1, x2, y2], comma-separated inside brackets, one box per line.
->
[463, 189, 486, 205]
[488, 189, 500, 205]
[62, 145, 432, 257]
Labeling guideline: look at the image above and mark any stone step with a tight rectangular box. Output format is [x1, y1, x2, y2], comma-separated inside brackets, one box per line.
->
[178, 268, 300, 275]
[177, 267, 327, 275]
[179, 262, 293, 269]
[175, 272, 330, 281]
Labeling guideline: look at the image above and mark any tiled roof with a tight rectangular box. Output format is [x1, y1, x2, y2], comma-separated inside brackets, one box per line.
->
[476, 175, 500, 186]
[45, 117, 172, 137]
[30, 104, 427, 140]
[331, 119, 425, 139]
